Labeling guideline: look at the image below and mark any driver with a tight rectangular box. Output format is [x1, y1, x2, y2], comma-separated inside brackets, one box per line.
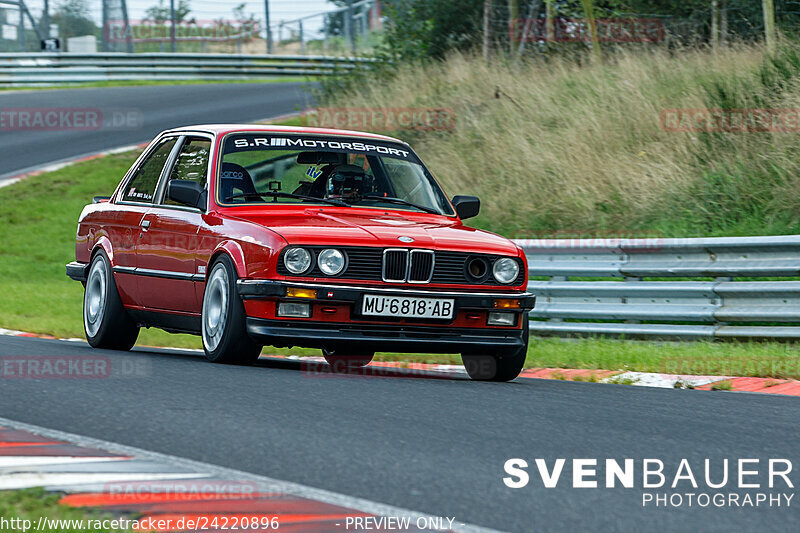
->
[310, 164, 374, 201]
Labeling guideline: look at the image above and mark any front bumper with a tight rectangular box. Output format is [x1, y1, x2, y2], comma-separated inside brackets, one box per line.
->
[246, 318, 528, 353]
[66, 261, 89, 282]
[237, 280, 535, 354]
[237, 279, 535, 307]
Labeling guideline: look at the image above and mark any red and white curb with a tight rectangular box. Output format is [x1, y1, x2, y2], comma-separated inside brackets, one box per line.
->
[2, 329, 799, 396]
[0, 417, 493, 533]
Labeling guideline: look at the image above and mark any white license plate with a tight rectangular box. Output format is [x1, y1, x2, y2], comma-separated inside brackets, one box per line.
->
[362, 294, 455, 320]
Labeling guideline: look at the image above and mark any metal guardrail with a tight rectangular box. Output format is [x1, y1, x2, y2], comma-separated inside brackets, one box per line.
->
[0, 53, 372, 85]
[514, 236, 800, 340]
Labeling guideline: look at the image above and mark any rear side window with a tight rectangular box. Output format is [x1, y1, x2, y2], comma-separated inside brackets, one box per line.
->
[164, 137, 211, 206]
[121, 138, 177, 203]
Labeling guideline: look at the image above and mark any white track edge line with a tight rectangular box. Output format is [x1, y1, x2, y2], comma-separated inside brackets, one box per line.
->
[0, 416, 502, 533]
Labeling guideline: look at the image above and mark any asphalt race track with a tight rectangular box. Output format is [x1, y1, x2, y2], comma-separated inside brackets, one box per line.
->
[0, 335, 797, 533]
[0, 82, 313, 179]
[1, 83, 798, 532]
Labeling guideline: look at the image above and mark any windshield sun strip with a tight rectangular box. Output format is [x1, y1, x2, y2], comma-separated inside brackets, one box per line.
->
[213, 132, 456, 217]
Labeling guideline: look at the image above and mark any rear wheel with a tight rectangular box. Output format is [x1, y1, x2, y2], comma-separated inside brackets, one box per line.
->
[323, 348, 374, 371]
[462, 320, 528, 382]
[202, 256, 262, 365]
[83, 251, 139, 350]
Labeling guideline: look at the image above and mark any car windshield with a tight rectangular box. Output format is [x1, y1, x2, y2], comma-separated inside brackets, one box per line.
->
[217, 133, 455, 216]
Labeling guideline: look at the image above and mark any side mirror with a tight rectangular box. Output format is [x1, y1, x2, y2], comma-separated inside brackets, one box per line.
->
[452, 195, 480, 220]
[167, 180, 204, 209]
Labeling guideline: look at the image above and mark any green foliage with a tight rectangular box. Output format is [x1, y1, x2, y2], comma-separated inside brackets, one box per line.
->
[663, 42, 800, 237]
[317, 0, 486, 100]
[144, 0, 193, 24]
[0, 150, 198, 349]
[0, 488, 132, 533]
[380, 0, 485, 61]
[2, 129, 800, 377]
[52, 0, 97, 41]
[323, 0, 349, 37]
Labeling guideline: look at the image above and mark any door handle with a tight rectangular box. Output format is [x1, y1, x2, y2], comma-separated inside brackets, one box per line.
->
[141, 220, 151, 230]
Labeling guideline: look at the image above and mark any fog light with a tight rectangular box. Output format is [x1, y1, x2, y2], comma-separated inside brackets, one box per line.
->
[494, 298, 521, 309]
[286, 287, 317, 299]
[278, 302, 311, 318]
[488, 312, 516, 326]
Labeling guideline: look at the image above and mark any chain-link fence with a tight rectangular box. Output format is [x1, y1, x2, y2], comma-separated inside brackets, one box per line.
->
[0, 0, 381, 54]
[482, 0, 800, 58]
[3, 1, 798, 56]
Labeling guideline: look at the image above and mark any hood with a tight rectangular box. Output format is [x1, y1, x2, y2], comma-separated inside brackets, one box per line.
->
[226, 207, 520, 256]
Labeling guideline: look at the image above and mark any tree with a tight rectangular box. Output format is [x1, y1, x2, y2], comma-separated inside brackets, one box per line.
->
[380, 0, 485, 60]
[52, 0, 96, 40]
[324, 0, 349, 37]
[232, 3, 260, 42]
[144, 0, 193, 24]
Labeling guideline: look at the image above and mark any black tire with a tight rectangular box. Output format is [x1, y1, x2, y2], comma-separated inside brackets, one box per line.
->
[201, 255, 262, 365]
[83, 251, 139, 350]
[323, 348, 374, 371]
[462, 320, 529, 382]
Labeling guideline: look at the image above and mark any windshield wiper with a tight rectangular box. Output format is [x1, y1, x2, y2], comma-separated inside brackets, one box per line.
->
[356, 194, 440, 214]
[225, 191, 349, 207]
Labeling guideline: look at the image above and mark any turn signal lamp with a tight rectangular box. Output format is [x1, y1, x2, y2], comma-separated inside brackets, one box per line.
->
[287, 288, 318, 299]
[493, 299, 521, 309]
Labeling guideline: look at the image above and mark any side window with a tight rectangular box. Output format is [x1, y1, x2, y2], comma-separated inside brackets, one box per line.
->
[121, 138, 177, 203]
[164, 137, 211, 206]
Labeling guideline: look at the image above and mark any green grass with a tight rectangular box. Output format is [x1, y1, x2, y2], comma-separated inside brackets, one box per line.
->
[0, 150, 470, 354]
[0, 488, 132, 533]
[320, 43, 800, 239]
[0, 149, 202, 349]
[711, 380, 734, 391]
[525, 337, 800, 380]
[2, 138, 800, 379]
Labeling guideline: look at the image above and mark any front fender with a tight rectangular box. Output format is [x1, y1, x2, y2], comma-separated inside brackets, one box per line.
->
[209, 240, 248, 279]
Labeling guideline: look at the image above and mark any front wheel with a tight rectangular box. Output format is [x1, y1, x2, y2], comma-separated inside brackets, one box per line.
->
[462, 320, 528, 382]
[83, 251, 139, 350]
[201, 256, 262, 365]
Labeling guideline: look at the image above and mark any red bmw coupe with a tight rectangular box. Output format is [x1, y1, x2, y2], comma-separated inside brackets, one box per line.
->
[66, 125, 535, 381]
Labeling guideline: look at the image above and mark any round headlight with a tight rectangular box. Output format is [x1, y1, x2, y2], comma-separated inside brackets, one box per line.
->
[318, 249, 345, 276]
[493, 257, 520, 284]
[283, 247, 312, 274]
